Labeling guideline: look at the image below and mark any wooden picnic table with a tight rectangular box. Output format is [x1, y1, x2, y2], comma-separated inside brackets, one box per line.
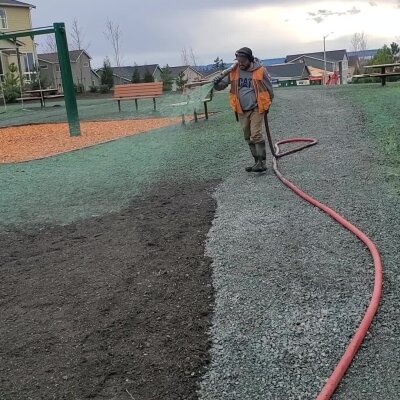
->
[23, 88, 64, 107]
[363, 62, 400, 86]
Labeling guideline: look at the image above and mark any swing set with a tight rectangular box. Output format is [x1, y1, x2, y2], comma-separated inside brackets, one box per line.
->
[0, 22, 81, 136]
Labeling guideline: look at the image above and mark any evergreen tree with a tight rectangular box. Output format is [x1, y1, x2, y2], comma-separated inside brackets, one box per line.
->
[3, 63, 22, 103]
[101, 57, 114, 88]
[390, 42, 399, 61]
[213, 57, 226, 71]
[143, 67, 154, 82]
[161, 64, 173, 91]
[369, 45, 393, 65]
[131, 63, 140, 83]
[176, 70, 188, 91]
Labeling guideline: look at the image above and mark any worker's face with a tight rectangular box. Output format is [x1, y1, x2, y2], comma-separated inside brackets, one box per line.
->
[236, 56, 251, 70]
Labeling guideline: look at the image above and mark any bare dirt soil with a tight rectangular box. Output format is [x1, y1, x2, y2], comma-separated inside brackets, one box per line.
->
[0, 180, 218, 400]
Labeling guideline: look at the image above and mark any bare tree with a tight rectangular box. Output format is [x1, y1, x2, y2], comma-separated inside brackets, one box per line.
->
[181, 47, 198, 66]
[42, 34, 57, 53]
[189, 48, 198, 67]
[350, 32, 367, 67]
[70, 18, 91, 92]
[104, 19, 123, 67]
[181, 48, 189, 66]
[70, 18, 90, 51]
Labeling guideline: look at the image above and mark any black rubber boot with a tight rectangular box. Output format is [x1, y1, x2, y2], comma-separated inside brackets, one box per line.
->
[251, 142, 267, 172]
[245, 143, 258, 172]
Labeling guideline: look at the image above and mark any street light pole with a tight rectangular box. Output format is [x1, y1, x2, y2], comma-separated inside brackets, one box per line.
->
[323, 32, 333, 86]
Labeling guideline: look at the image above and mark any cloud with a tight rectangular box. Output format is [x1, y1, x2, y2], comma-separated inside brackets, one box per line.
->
[307, 6, 361, 23]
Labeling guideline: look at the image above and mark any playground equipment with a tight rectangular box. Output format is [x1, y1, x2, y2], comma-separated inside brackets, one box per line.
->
[0, 23, 80, 136]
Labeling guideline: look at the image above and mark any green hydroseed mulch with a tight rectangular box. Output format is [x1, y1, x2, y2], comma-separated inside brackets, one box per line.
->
[1, 83, 399, 231]
[0, 90, 243, 231]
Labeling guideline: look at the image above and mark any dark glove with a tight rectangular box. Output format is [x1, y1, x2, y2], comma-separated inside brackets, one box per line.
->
[213, 75, 222, 85]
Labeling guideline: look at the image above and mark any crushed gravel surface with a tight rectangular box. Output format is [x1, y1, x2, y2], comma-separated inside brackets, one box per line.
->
[199, 87, 400, 399]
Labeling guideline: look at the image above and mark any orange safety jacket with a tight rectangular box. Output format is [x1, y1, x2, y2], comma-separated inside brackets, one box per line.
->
[229, 65, 272, 114]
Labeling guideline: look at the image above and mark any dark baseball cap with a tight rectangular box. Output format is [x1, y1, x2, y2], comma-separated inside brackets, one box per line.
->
[235, 47, 254, 61]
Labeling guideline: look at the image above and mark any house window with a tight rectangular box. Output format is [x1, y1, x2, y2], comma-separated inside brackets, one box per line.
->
[55, 64, 60, 72]
[20, 53, 35, 82]
[0, 9, 7, 29]
[83, 62, 89, 67]
[40, 64, 48, 70]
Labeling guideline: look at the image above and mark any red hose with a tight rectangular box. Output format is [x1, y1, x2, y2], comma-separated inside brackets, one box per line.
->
[271, 137, 383, 399]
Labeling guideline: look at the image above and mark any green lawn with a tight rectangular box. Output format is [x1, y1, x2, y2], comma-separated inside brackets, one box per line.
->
[339, 82, 400, 193]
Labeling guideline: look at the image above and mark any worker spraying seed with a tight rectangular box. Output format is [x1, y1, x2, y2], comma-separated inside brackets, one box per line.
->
[213, 47, 274, 173]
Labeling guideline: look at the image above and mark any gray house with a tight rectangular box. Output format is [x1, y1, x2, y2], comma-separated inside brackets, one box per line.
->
[38, 49, 97, 91]
[286, 49, 349, 84]
[265, 63, 311, 87]
[168, 66, 203, 91]
[96, 64, 163, 86]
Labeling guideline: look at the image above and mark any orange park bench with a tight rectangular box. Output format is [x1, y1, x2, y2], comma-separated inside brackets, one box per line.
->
[113, 82, 163, 112]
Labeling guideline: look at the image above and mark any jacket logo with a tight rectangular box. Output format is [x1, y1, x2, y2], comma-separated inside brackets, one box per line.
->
[238, 77, 252, 88]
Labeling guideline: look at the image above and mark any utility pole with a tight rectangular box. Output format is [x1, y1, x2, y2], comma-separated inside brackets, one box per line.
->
[323, 32, 333, 86]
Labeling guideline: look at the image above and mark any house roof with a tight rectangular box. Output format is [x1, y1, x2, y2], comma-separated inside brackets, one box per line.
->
[193, 66, 227, 79]
[37, 50, 91, 63]
[167, 66, 188, 79]
[288, 55, 336, 72]
[265, 63, 310, 80]
[347, 49, 378, 58]
[0, 0, 35, 7]
[166, 65, 202, 79]
[0, 37, 25, 49]
[261, 58, 286, 66]
[286, 49, 347, 63]
[97, 64, 160, 81]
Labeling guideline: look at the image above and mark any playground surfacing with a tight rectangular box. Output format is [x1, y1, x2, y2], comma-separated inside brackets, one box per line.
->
[0, 117, 181, 163]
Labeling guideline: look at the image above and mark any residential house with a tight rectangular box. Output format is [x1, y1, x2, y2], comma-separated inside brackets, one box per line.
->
[96, 64, 162, 86]
[284, 55, 337, 85]
[286, 50, 349, 84]
[38, 49, 97, 91]
[0, 0, 36, 82]
[168, 65, 203, 91]
[265, 63, 311, 87]
[193, 67, 230, 83]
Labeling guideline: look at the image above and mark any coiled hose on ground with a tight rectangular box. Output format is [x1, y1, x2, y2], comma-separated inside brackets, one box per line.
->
[263, 114, 383, 399]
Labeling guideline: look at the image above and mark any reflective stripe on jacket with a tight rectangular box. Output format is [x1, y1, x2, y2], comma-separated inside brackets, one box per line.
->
[229, 65, 272, 114]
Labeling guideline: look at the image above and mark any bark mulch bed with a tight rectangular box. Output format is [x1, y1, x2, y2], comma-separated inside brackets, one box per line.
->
[0, 180, 218, 400]
[0, 118, 181, 163]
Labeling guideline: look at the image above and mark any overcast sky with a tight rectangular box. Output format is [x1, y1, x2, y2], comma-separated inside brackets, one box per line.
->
[28, 0, 400, 68]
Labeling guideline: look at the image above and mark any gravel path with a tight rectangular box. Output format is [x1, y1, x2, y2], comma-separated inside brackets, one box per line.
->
[199, 87, 400, 399]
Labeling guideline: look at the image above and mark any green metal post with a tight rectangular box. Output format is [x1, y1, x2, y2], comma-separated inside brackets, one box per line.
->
[53, 22, 80, 136]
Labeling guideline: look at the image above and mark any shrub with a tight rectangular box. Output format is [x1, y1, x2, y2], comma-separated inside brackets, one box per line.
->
[89, 85, 98, 93]
[74, 83, 85, 94]
[3, 86, 21, 103]
[99, 84, 110, 93]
